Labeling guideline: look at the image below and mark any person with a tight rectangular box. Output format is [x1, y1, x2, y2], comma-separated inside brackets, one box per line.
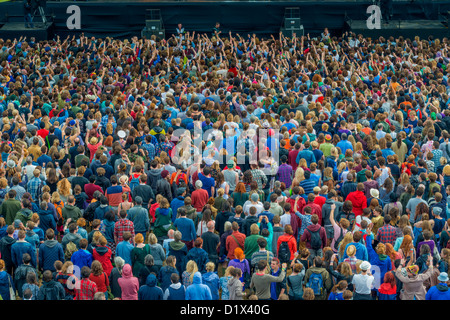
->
[131, 233, 150, 277]
[14, 253, 37, 298]
[304, 256, 332, 300]
[228, 248, 251, 289]
[228, 267, 244, 300]
[287, 262, 305, 300]
[0, 226, 16, 275]
[89, 260, 110, 300]
[185, 237, 209, 274]
[300, 214, 327, 259]
[115, 231, 134, 265]
[173, 207, 196, 251]
[55, 261, 77, 299]
[201, 220, 220, 267]
[395, 256, 434, 300]
[269, 258, 287, 300]
[75, 266, 98, 300]
[250, 260, 287, 300]
[92, 236, 113, 277]
[352, 261, 374, 300]
[328, 280, 348, 300]
[147, 233, 166, 273]
[11, 229, 36, 269]
[202, 262, 219, 300]
[118, 263, 139, 300]
[24, 0, 34, 28]
[185, 271, 212, 300]
[425, 272, 450, 300]
[0, 259, 14, 300]
[127, 196, 150, 241]
[39, 229, 64, 272]
[138, 273, 164, 300]
[37, 270, 65, 300]
[163, 273, 186, 300]
[226, 222, 246, 261]
[377, 272, 397, 300]
[109, 256, 125, 299]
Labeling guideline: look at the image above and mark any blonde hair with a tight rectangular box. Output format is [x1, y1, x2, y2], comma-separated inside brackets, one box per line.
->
[57, 178, 71, 197]
[186, 260, 198, 283]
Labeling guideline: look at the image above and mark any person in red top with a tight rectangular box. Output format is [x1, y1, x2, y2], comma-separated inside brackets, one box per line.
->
[302, 194, 323, 225]
[92, 236, 113, 277]
[226, 222, 246, 260]
[288, 144, 300, 172]
[86, 131, 103, 162]
[89, 260, 110, 299]
[346, 183, 368, 217]
[191, 180, 209, 213]
[300, 214, 327, 259]
[276, 224, 298, 262]
[84, 178, 104, 203]
[313, 186, 327, 209]
[37, 122, 49, 140]
[75, 266, 98, 300]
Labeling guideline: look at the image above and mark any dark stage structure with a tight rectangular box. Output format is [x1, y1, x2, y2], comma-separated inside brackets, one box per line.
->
[0, 0, 448, 40]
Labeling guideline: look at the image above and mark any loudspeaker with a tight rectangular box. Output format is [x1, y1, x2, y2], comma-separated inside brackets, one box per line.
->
[146, 19, 161, 31]
[285, 17, 301, 29]
[142, 28, 165, 39]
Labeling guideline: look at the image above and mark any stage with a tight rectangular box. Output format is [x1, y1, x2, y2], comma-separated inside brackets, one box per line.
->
[0, 0, 448, 40]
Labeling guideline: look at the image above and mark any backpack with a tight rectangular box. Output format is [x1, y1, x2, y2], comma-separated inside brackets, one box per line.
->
[307, 272, 324, 296]
[129, 176, 140, 192]
[65, 241, 78, 261]
[309, 228, 322, 250]
[55, 201, 64, 228]
[278, 236, 293, 263]
[333, 227, 344, 252]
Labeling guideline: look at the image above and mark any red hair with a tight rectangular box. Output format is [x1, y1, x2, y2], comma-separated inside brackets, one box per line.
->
[234, 247, 245, 260]
[383, 272, 396, 289]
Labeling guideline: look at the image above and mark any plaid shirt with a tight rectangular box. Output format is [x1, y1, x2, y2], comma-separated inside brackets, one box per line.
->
[11, 185, 26, 200]
[376, 224, 397, 245]
[344, 256, 359, 274]
[250, 169, 268, 190]
[276, 163, 293, 188]
[431, 149, 443, 172]
[142, 142, 156, 160]
[157, 141, 174, 156]
[114, 218, 135, 244]
[75, 278, 98, 300]
[27, 177, 44, 201]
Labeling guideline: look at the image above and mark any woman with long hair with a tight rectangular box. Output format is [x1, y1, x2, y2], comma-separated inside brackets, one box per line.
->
[89, 260, 110, 300]
[182, 260, 198, 288]
[55, 261, 77, 299]
[398, 235, 416, 266]
[130, 233, 150, 278]
[57, 178, 72, 205]
[228, 248, 251, 290]
[377, 271, 397, 300]
[231, 182, 249, 208]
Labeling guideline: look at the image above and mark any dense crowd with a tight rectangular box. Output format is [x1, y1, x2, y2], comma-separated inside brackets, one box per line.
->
[0, 26, 449, 300]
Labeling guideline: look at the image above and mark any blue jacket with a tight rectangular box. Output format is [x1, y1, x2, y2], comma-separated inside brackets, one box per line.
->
[11, 241, 36, 268]
[185, 247, 209, 274]
[38, 240, 64, 272]
[94, 205, 110, 220]
[0, 270, 14, 300]
[170, 197, 185, 223]
[127, 206, 150, 233]
[138, 274, 164, 300]
[426, 283, 450, 300]
[71, 249, 93, 270]
[38, 209, 56, 232]
[158, 265, 179, 292]
[185, 272, 212, 300]
[174, 217, 196, 242]
[202, 271, 220, 300]
[100, 219, 115, 244]
[336, 140, 353, 155]
[342, 241, 369, 262]
[365, 235, 392, 285]
[116, 241, 135, 265]
[296, 149, 316, 166]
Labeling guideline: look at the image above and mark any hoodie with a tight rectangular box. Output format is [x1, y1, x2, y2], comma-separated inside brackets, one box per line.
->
[147, 168, 163, 194]
[202, 271, 220, 300]
[61, 232, 82, 252]
[0, 236, 16, 269]
[168, 241, 188, 274]
[138, 274, 164, 300]
[154, 207, 173, 237]
[426, 283, 450, 300]
[38, 209, 57, 233]
[185, 272, 212, 300]
[71, 248, 93, 270]
[62, 205, 82, 221]
[93, 246, 113, 276]
[14, 264, 37, 297]
[158, 266, 179, 292]
[37, 279, 65, 300]
[118, 264, 139, 300]
[300, 224, 327, 250]
[365, 235, 392, 284]
[228, 277, 244, 300]
[163, 282, 186, 300]
[377, 282, 397, 300]
[39, 240, 64, 272]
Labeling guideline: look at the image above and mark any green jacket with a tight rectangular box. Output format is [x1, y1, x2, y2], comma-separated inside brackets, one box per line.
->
[244, 234, 263, 260]
[304, 266, 333, 300]
[0, 198, 22, 225]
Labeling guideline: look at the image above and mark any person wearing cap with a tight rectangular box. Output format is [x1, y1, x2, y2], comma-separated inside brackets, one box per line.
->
[223, 159, 239, 193]
[426, 272, 450, 300]
[367, 188, 384, 208]
[351, 260, 374, 300]
[319, 135, 334, 158]
[395, 255, 434, 300]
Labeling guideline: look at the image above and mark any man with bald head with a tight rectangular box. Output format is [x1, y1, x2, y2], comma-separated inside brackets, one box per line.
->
[201, 220, 220, 267]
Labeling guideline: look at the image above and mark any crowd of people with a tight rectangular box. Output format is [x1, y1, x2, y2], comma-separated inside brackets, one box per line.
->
[0, 26, 449, 301]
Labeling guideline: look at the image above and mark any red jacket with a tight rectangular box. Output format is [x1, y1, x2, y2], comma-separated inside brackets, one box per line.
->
[277, 233, 298, 260]
[89, 272, 109, 293]
[300, 224, 327, 250]
[346, 190, 367, 217]
[313, 196, 326, 209]
[93, 246, 113, 277]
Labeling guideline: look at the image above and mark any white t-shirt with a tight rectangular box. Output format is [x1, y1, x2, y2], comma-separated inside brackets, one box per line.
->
[352, 273, 374, 294]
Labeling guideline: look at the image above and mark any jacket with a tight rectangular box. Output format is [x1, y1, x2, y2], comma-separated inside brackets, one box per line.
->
[184, 247, 209, 274]
[170, 197, 185, 223]
[395, 266, 433, 300]
[300, 224, 327, 251]
[93, 246, 113, 276]
[304, 266, 333, 300]
[0, 198, 21, 225]
[426, 283, 450, 300]
[61, 232, 82, 252]
[147, 168, 163, 194]
[276, 234, 298, 261]
[127, 205, 150, 233]
[202, 271, 220, 300]
[138, 273, 163, 300]
[0, 270, 13, 300]
[365, 235, 392, 285]
[118, 264, 139, 300]
[156, 179, 172, 203]
[377, 283, 397, 300]
[71, 249, 93, 270]
[14, 264, 37, 297]
[0, 236, 16, 269]
[242, 215, 259, 237]
[185, 272, 212, 300]
[38, 209, 57, 233]
[132, 184, 155, 208]
[62, 205, 82, 222]
[168, 241, 188, 275]
[37, 280, 65, 300]
[39, 240, 64, 272]
[345, 190, 367, 217]
[11, 241, 36, 268]
[158, 265, 179, 292]
[228, 277, 244, 300]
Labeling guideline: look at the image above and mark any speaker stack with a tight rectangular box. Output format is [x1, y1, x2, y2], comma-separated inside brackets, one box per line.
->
[280, 7, 304, 39]
[141, 9, 165, 39]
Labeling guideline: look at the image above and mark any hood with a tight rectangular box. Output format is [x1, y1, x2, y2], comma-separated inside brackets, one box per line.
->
[169, 241, 185, 251]
[44, 239, 59, 248]
[378, 254, 388, 261]
[378, 283, 396, 295]
[158, 208, 169, 216]
[26, 229, 36, 237]
[39, 209, 54, 216]
[192, 272, 203, 285]
[95, 246, 109, 255]
[437, 283, 449, 292]
[43, 280, 58, 289]
[307, 224, 321, 232]
[203, 272, 217, 282]
[65, 233, 80, 242]
[64, 205, 78, 212]
[228, 277, 240, 288]
[148, 169, 163, 177]
[146, 273, 157, 287]
[122, 264, 133, 278]
[169, 282, 182, 290]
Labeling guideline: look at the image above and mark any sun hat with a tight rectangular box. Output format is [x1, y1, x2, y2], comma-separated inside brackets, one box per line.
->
[360, 261, 371, 271]
[346, 245, 356, 257]
[7, 160, 15, 169]
[118, 130, 126, 139]
[195, 180, 203, 188]
[370, 189, 380, 198]
[90, 137, 98, 145]
[407, 265, 419, 275]
[325, 134, 332, 141]
[438, 272, 449, 283]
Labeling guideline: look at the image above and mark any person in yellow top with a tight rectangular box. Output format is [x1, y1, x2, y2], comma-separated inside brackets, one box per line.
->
[27, 137, 42, 161]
